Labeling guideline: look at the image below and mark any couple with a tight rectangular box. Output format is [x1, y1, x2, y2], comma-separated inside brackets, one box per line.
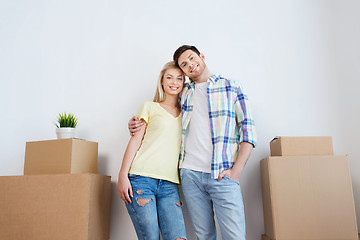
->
[117, 45, 257, 240]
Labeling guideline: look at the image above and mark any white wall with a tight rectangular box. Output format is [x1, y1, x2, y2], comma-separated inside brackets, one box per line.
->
[1, 1, 359, 239]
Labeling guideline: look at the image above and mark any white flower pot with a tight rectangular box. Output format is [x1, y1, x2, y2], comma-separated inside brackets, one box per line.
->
[56, 127, 76, 139]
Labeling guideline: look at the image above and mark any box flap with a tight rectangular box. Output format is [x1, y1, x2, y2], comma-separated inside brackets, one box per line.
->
[70, 139, 98, 174]
[87, 174, 111, 239]
[261, 158, 275, 239]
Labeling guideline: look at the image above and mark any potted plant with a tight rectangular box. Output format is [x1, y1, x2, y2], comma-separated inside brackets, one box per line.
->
[54, 112, 78, 139]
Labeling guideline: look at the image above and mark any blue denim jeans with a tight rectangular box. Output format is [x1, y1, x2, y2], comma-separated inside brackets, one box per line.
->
[180, 168, 246, 240]
[125, 174, 187, 240]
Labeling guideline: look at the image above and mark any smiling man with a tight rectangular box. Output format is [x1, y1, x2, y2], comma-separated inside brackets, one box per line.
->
[173, 45, 257, 240]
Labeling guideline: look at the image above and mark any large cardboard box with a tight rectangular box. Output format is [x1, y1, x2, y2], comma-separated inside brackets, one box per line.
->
[260, 155, 358, 240]
[0, 174, 111, 240]
[24, 138, 98, 174]
[262, 233, 360, 240]
[262, 234, 271, 240]
[270, 136, 333, 156]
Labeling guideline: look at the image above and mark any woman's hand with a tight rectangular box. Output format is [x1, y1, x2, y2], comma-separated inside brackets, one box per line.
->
[117, 174, 133, 204]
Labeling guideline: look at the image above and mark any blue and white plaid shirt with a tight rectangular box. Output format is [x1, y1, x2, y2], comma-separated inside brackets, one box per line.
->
[179, 74, 257, 179]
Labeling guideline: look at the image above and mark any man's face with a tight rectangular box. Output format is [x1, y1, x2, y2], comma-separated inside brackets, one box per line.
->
[177, 49, 206, 81]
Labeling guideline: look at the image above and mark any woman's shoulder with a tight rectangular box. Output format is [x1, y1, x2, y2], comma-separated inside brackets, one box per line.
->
[139, 101, 158, 111]
[140, 101, 156, 106]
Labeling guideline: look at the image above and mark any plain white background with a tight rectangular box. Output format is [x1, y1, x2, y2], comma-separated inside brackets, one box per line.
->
[1, 0, 359, 239]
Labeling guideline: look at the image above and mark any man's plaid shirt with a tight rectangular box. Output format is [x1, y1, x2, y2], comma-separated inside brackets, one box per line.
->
[179, 74, 257, 179]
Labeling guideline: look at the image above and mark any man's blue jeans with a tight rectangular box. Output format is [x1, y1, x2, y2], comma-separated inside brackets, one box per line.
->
[125, 174, 187, 240]
[180, 168, 246, 240]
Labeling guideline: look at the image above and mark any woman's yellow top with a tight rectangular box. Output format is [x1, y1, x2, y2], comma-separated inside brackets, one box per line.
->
[129, 101, 182, 184]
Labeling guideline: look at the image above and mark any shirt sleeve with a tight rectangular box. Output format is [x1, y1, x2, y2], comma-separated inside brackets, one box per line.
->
[179, 82, 190, 108]
[234, 82, 257, 147]
[137, 102, 151, 124]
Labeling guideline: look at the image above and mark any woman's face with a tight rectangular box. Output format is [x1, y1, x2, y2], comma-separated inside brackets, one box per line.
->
[162, 67, 184, 97]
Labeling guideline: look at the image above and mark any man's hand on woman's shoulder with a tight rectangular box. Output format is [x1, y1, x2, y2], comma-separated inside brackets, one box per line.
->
[128, 116, 145, 136]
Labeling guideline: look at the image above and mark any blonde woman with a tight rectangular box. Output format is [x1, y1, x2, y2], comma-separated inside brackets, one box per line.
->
[117, 61, 186, 240]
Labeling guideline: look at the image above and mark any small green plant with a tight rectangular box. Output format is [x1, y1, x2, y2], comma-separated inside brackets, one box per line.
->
[55, 112, 78, 128]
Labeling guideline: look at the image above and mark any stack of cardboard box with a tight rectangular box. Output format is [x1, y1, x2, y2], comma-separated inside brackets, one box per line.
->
[0, 138, 112, 240]
[261, 136, 358, 240]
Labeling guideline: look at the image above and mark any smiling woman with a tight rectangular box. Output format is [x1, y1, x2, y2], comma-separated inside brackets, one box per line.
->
[153, 61, 184, 102]
[162, 68, 184, 95]
[117, 61, 187, 240]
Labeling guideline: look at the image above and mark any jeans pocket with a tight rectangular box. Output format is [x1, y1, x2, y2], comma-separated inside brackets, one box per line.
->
[128, 174, 139, 179]
[180, 168, 185, 180]
[223, 175, 240, 185]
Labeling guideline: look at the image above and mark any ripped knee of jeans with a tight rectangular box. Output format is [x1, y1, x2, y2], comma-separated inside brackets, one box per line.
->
[175, 201, 182, 206]
[136, 197, 152, 207]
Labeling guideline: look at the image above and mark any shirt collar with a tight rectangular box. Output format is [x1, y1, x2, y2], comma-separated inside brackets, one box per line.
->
[188, 74, 219, 88]
[209, 74, 219, 83]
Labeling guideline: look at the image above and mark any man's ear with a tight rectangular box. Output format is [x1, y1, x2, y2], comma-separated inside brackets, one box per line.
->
[200, 53, 205, 61]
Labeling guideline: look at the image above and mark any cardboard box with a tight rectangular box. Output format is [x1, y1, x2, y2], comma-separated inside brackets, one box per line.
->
[260, 155, 358, 240]
[262, 233, 360, 240]
[24, 138, 98, 174]
[0, 174, 111, 240]
[270, 136, 333, 156]
[262, 234, 271, 240]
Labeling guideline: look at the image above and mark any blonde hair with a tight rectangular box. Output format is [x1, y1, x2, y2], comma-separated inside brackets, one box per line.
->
[153, 61, 184, 102]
